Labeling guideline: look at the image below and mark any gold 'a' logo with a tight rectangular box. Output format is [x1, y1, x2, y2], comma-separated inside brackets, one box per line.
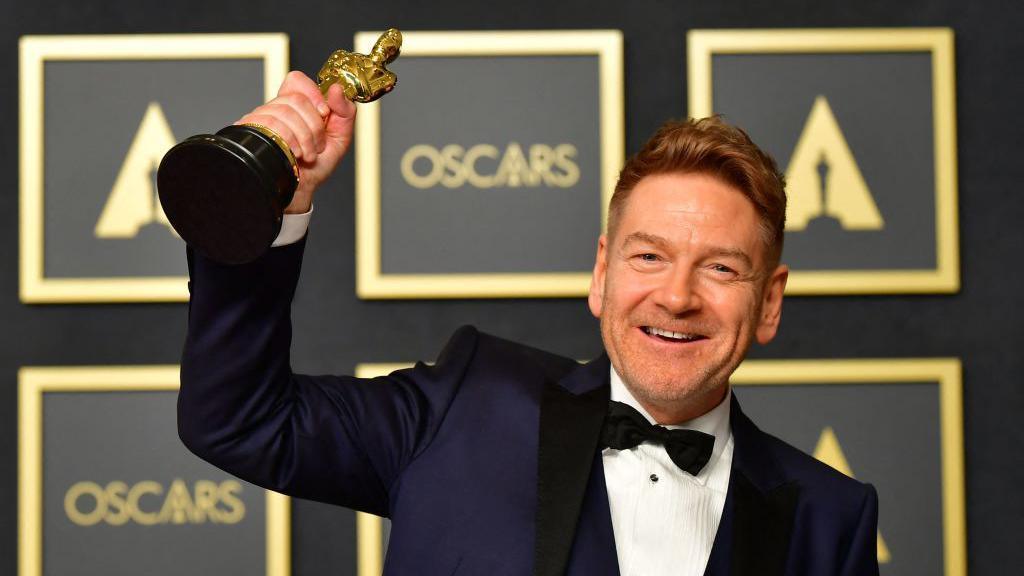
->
[814, 427, 891, 563]
[94, 102, 177, 238]
[785, 96, 884, 231]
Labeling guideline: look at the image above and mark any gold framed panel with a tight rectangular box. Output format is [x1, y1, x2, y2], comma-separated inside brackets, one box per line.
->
[354, 30, 624, 299]
[356, 358, 966, 575]
[19, 34, 289, 303]
[687, 28, 959, 294]
[17, 366, 292, 576]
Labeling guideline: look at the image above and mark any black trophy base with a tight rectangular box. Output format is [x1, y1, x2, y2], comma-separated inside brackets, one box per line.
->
[157, 125, 298, 265]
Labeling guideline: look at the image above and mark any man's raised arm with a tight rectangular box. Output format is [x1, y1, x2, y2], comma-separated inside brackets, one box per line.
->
[175, 72, 471, 515]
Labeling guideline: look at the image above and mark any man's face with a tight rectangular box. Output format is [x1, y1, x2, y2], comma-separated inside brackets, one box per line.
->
[588, 172, 788, 421]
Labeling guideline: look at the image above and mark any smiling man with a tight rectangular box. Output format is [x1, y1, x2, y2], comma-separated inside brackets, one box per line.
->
[178, 72, 879, 576]
[592, 169, 787, 425]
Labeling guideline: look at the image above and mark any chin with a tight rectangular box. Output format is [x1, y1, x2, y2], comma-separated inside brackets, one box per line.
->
[613, 345, 735, 410]
[627, 368, 717, 405]
[603, 321, 737, 411]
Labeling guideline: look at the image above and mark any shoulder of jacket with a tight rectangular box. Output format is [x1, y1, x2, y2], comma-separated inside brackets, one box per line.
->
[443, 325, 580, 381]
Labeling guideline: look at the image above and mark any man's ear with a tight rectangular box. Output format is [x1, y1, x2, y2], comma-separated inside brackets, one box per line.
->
[755, 264, 788, 345]
[588, 235, 609, 319]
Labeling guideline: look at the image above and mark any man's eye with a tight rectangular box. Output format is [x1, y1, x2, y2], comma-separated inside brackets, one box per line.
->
[712, 264, 735, 274]
[638, 253, 659, 262]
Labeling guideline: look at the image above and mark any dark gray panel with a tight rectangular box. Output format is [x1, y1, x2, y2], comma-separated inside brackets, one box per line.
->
[43, 59, 264, 278]
[379, 55, 602, 274]
[42, 391, 267, 575]
[712, 52, 936, 270]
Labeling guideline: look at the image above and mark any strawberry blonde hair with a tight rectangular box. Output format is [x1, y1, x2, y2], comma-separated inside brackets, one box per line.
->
[609, 116, 787, 263]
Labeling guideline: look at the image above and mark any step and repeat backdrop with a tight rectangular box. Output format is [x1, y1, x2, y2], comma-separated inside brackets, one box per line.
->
[7, 3, 1017, 575]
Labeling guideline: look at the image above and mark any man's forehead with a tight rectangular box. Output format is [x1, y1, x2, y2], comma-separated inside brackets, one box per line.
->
[619, 176, 758, 230]
[631, 172, 753, 209]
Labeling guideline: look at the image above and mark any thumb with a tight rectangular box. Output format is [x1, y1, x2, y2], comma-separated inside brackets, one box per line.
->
[323, 83, 357, 158]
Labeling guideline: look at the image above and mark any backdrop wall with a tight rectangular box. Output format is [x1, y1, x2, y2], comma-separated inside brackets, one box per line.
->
[3, 0, 1022, 574]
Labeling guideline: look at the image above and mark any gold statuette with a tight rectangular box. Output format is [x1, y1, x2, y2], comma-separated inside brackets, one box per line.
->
[317, 28, 402, 103]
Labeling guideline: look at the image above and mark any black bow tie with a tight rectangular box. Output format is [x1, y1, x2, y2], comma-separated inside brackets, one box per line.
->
[601, 401, 715, 476]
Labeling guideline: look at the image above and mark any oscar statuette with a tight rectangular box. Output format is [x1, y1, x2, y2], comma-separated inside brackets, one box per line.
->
[157, 28, 402, 264]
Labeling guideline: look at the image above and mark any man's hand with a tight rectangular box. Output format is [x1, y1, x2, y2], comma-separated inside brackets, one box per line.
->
[235, 71, 356, 213]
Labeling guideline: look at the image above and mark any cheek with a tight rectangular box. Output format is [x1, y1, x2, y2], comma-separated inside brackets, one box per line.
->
[702, 286, 759, 328]
[607, 266, 662, 299]
[604, 282, 651, 319]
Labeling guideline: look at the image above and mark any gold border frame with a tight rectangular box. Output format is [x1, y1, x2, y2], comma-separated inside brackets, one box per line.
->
[19, 34, 289, 303]
[687, 28, 959, 294]
[17, 366, 292, 576]
[350, 364, 406, 576]
[353, 30, 624, 299]
[356, 358, 966, 575]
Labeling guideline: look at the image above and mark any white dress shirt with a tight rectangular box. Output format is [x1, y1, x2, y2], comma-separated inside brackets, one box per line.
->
[271, 207, 313, 246]
[603, 368, 733, 576]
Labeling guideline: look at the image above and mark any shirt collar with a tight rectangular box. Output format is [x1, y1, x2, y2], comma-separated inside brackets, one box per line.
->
[609, 366, 732, 468]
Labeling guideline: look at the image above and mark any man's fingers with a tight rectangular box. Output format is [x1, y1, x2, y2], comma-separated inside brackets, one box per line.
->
[257, 103, 316, 160]
[279, 71, 329, 119]
[272, 94, 325, 153]
[234, 72, 356, 183]
[278, 71, 321, 98]
[236, 113, 302, 160]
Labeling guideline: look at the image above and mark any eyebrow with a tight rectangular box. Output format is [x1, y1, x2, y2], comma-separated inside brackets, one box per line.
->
[620, 232, 754, 268]
[708, 248, 753, 269]
[621, 232, 673, 251]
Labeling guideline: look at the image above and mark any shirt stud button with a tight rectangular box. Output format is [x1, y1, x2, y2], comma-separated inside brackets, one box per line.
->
[650, 473, 659, 483]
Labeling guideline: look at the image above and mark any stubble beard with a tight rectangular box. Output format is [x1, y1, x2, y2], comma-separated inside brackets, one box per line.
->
[600, 310, 740, 418]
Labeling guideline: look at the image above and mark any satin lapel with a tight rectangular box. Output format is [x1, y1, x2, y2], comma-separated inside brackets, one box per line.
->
[705, 395, 799, 576]
[533, 356, 611, 576]
[727, 471, 798, 576]
[566, 451, 620, 575]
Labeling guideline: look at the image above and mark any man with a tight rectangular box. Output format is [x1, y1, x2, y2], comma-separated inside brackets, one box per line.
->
[178, 72, 879, 575]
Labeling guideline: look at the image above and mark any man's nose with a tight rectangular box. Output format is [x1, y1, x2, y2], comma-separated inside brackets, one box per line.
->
[653, 267, 701, 314]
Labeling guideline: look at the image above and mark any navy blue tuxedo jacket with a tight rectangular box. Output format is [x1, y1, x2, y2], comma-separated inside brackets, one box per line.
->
[178, 240, 879, 575]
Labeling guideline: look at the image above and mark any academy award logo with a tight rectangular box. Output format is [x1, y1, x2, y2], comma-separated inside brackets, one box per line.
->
[95, 102, 178, 239]
[688, 28, 958, 294]
[785, 96, 884, 233]
[19, 34, 288, 303]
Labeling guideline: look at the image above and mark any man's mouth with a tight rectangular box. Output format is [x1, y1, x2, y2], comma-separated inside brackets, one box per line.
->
[642, 326, 707, 343]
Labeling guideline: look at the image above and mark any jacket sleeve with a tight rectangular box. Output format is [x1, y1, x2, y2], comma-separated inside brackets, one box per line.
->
[176, 241, 477, 516]
[838, 483, 880, 576]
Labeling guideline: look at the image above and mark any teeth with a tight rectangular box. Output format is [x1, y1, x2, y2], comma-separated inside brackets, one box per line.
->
[644, 326, 697, 341]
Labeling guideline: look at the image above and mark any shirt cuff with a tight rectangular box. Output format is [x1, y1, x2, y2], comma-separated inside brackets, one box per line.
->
[271, 206, 313, 247]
